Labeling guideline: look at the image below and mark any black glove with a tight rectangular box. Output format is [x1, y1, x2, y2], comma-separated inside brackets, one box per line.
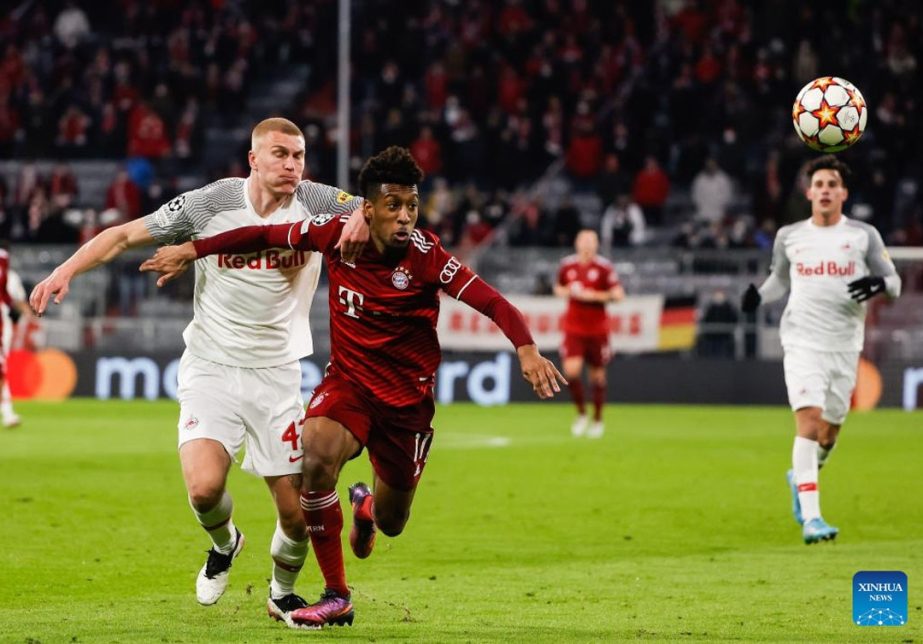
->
[847, 276, 885, 302]
[741, 283, 761, 312]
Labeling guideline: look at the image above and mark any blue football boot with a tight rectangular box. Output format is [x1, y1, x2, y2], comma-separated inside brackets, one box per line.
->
[803, 517, 838, 544]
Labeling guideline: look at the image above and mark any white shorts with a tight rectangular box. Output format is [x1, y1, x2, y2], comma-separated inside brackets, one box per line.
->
[176, 351, 305, 477]
[782, 347, 859, 425]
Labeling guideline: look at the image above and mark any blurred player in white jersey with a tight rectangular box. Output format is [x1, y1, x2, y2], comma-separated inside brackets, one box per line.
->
[741, 155, 901, 544]
[29, 118, 368, 626]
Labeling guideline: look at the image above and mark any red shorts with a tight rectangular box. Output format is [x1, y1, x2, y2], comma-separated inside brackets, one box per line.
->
[560, 333, 611, 367]
[306, 372, 435, 491]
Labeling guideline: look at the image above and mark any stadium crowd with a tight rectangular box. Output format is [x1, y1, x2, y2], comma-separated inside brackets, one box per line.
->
[1, 0, 921, 251]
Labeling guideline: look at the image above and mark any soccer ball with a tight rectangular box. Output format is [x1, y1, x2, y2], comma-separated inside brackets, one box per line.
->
[792, 76, 868, 152]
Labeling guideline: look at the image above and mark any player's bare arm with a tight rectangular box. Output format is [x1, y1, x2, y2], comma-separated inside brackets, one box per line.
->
[30, 218, 155, 315]
[517, 344, 567, 399]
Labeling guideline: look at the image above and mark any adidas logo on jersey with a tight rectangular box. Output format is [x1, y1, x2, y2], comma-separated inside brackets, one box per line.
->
[217, 250, 309, 270]
[795, 260, 856, 277]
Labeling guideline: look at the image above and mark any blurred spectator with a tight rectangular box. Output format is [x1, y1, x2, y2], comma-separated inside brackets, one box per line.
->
[632, 156, 670, 226]
[597, 153, 630, 208]
[698, 290, 738, 358]
[105, 169, 142, 220]
[600, 194, 646, 248]
[53, 1, 91, 49]
[410, 126, 442, 178]
[49, 164, 79, 213]
[127, 104, 171, 159]
[691, 158, 734, 223]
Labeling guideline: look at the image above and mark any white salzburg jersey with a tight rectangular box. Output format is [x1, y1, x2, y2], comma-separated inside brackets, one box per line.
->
[759, 216, 901, 352]
[144, 178, 360, 368]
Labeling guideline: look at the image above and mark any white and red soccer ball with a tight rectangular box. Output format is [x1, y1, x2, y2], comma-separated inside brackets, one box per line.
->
[792, 76, 867, 152]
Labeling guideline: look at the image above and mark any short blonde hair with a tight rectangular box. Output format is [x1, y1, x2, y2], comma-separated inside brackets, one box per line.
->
[251, 117, 304, 150]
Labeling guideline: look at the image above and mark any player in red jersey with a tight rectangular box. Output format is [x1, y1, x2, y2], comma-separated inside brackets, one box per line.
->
[141, 146, 566, 630]
[0, 241, 17, 421]
[553, 230, 625, 438]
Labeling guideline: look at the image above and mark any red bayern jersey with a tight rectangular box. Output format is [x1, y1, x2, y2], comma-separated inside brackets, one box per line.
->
[557, 254, 620, 336]
[300, 214, 484, 405]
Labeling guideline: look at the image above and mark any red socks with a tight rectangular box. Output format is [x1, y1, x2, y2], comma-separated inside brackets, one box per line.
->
[568, 379, 586, 415]
[301, 490, 348, 597]
[592, 382, 605, 421]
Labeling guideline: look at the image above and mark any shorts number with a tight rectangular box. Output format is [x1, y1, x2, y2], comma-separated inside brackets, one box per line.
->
[281, 422, 300, 451]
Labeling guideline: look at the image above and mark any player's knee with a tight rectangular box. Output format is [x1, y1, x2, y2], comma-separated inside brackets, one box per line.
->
[301, 450, 340, 485]
[187, 484, 225, 512]
[590, 374, 606, 387]
[375, 507, 410, 537]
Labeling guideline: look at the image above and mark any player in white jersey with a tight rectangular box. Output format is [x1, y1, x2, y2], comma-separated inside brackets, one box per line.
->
[29, 118, 369, 626]
[741, 155, 901, 545]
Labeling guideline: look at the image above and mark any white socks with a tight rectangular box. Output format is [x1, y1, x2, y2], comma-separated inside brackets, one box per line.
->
[792, 436, 821, 522]
[191, 491, 236, 554]
[269, 522, 309, 599]
[817, 442, 835, 469]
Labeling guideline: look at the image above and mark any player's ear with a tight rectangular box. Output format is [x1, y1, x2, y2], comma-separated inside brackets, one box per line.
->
[248, 149, 257, 172]
[362, 197, 374, 221]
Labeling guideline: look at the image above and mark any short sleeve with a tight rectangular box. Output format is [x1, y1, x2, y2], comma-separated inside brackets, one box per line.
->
[295, 182, 363, 217]
[143, 191, 197, 244]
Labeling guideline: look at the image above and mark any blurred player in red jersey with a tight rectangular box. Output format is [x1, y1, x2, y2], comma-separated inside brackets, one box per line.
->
[0, 241, 32, 427]
[141, 146, 566, 630]
[553, 230, 625, 438]
[0, 241, 23, 427]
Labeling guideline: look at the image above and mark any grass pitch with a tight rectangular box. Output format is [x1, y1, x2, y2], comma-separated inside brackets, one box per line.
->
[0, 400, 920, 642]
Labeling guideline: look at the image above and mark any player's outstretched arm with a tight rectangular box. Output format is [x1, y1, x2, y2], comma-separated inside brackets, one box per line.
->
[30, 218, 155, 315]
[451, 274, 566, 398]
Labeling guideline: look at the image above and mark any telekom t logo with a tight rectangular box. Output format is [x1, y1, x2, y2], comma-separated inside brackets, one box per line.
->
[338, 286, 365, 318]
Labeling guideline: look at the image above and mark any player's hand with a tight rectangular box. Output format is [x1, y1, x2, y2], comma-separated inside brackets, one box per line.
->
[139, 242, 197, 287]
[335, 204, 369, 264]
[517, 344, 567, 399]
[29, 269, 72, 316]
[847, 276, 885, 302]
[740, 283, 761, 312]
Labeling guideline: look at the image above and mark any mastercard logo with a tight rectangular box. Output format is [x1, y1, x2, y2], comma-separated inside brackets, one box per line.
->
[7, 349, 78, 400]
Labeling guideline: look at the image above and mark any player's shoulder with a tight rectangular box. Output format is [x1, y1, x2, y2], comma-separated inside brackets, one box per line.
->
[842, 216, 883, 239]
[295, 180, 354, 208]
[559, 253, 579, 267]
[777, 220, 809, 241]
[177, 177, 246, 211]
[408, 228, 440, 254]
[592, 255, 614, 269]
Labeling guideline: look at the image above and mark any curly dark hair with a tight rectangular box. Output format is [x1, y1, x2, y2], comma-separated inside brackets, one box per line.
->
[804, 154, 852, 187]
[358, 146, 424, 198]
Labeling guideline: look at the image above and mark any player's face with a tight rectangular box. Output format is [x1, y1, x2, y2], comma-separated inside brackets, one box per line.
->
[575, 230, 599, 260]
[805, 169, 848, 218]
[366, 184, 419, 250]
[249, 131, 306, 195]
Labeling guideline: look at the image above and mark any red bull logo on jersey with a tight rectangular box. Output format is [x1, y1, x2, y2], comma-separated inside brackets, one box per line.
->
[795, 260, 857, 277]
[217, 250, 308, 270]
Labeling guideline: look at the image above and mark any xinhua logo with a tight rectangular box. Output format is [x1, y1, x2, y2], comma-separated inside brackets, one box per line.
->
[853, 571, 907, 626]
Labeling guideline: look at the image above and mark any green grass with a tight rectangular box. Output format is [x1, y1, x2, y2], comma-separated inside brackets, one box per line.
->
[0, 401, 921, 642]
